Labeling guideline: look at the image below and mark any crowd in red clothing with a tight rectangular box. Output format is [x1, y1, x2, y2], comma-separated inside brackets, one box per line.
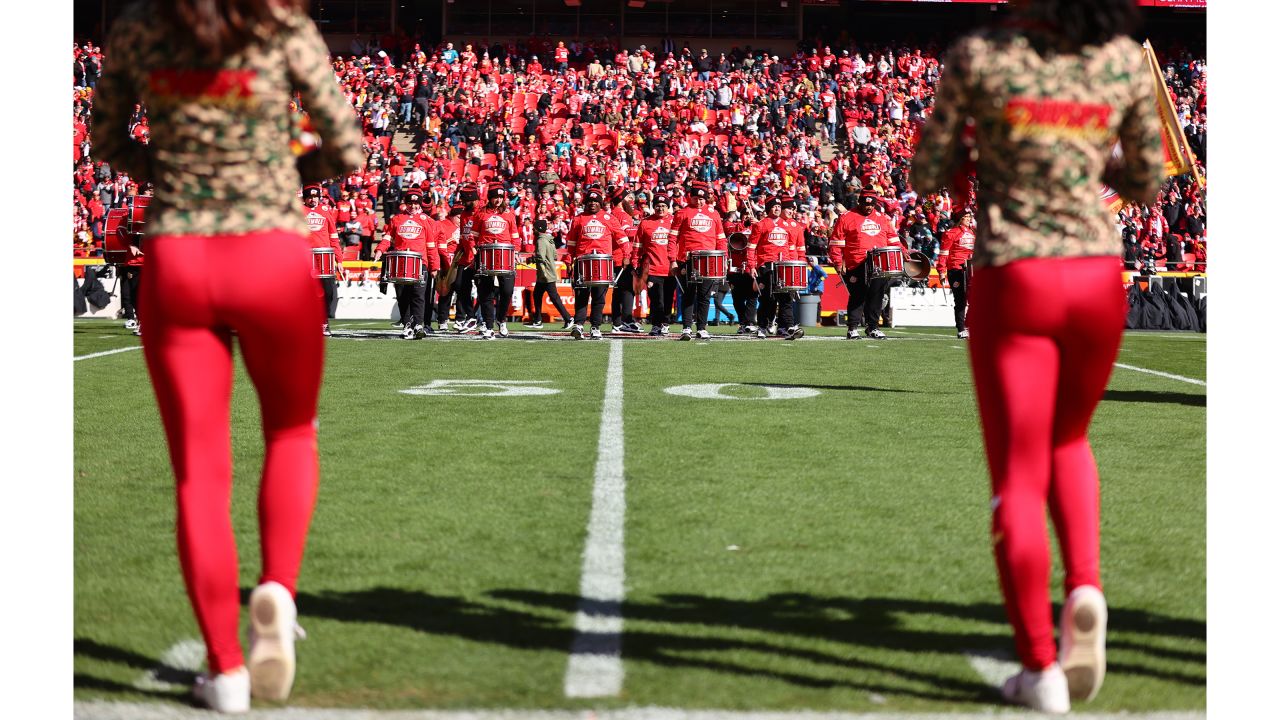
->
[72, 34, 1207, 273]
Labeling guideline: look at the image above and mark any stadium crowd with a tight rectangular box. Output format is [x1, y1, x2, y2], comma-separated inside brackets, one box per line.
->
[72, 32, 1207, 274]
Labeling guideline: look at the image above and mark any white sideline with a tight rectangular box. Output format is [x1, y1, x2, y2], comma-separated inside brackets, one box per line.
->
[74, 346, 142, 362]
[73, 701, 1206, 720]
[1114, 363, 1206, 387]
[564, 340, 627, 698]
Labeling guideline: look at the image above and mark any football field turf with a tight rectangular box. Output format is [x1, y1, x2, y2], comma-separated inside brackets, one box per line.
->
[72, 318, 1206, 716]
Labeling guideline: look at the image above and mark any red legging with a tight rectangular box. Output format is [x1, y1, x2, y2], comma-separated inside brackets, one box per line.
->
[966, 255, 1124, 671]
[139, 229, 324, 674]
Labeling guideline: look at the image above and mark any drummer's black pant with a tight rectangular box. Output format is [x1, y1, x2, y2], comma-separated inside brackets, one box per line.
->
[678, 263, 712, 331]
[610, 265, 636, 326]
[844, 263, 890, 331]
[477, 274, 515, 329]
[727, 272, 757, 327]
[573, 285, 608, 328]
[359, 235, 375, 261]
[319, 277, 337, 320]
[394, 277, 430, 327]
[455, 266, 477, 321]
[947, 268, 970, 332]
[120, 266, 142, 320]
[532, 279, 570, 322]
[756, 266, 795, 329]
[646, 275, 672, 327]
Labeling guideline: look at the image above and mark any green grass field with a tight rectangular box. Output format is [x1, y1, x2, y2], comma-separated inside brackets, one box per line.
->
[72, 318, 1206, 715]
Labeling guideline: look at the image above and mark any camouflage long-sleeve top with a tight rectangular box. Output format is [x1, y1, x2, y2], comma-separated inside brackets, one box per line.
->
[911, 26, 1165, 268]
[91, 1, 365, 238]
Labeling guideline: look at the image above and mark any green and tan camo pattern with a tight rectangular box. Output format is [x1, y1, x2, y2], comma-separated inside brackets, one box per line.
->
[911, 29, 1166, 268]
[91, 1, 365, 238]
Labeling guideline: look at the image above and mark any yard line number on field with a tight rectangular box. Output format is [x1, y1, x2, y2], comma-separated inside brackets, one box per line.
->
[564, 340, 627, 698]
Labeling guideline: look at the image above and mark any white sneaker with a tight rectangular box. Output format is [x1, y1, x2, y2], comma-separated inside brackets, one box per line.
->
[133, 325, 142, 337]
[247, 582, 300, 702]
[401, 325, 414, 340]
[413, 325, 426, 339]
[768, 321, 778, 335]
[678, 328, 693, 341]
[462, 318, 478, 333]
[590, 327, 602, 339]
[1060, 585, 1108, 702]
[846, 328, 861, 340]
[660, 324, 670, 335]
[1001, 663, 1070, 715]
[322, 323, 333, 337]
[123, 319, 139, 330]
[480, 328, 495, 340]
[744, 325, 758, 334]
[696, 329, 711, 340]
[570, 324, 584, 339]
[498, 322, 509, 338]
[958, 328, 970, 339]
[868, 328, 886, 340]
[755, 328, 768, 339]
[192, 667, 250, 714]
[784, 326, 804, 340]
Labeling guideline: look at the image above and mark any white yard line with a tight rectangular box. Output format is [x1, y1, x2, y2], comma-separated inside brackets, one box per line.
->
[73, 702, 1207, 720]
[1114, 363, 1206, 387]
[74, 346, 142, 362]
[564, 340, 627, 698]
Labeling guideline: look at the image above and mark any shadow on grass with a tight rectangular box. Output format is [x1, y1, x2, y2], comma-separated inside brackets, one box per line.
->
[1103, 389, 1206, 407]
[289, 588, 1201, 703]
[740, 382, 918, 394]
[73, 638, 193, 701]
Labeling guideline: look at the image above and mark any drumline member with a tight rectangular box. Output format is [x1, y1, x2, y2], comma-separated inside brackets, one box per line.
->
[635, 191, 676, 336]
[669, 180, 728, 341]
[526, 218, 572, 329]
[473, 185, 524, 339]
[373, 186, 440, 339]
[302, 184, 345, 336]
[778, 197, 809, 334]
[745, 194, 804, 340]
[605, 186, 642, 333]
[565, 186, 626, 339]
[723, 211, 756, 334]
[434, 204, 464, 330]
[117, 186, 148, 336]
[938, 208, 977, 339]
[830, 191, 905, 340]
[451, 183, 482, 332]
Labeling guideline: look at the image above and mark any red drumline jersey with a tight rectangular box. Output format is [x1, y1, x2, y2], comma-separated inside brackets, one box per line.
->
[303, 205, 342, 253]
[745, 217, 797, 271]
[669, 205, 728, 262]
[781, 218, 807, 258]
[937, 226, 976, 271]
[566, 211, 626, 259]
[828, 210, 901, 266]
[456, 211, 480, 265]
[608, 206, 636, 265]
[635, 216, 674, 277]
[474, 208, 529, 252]
[377, 212, 442, 271]
[439, 216, 460, 266]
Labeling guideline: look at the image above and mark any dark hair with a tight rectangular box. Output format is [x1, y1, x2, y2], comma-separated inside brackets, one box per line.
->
[160, 0, 311, 61]
[1030, 0, 1140, 49]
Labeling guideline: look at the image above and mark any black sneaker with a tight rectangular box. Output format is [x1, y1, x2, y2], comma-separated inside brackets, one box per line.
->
[528, 321, 544, 329]
[868, 328, 886, 340]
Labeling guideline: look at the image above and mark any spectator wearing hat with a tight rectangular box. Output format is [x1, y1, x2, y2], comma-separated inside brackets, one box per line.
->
[669, 180, 728, 340]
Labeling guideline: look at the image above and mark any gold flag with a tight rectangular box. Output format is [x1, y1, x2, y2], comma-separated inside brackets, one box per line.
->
[1143, 40, 1204, 186]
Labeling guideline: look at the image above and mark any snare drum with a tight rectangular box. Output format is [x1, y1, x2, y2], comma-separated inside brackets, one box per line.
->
[477, 243, 516, 277]
[127, 196, 151, 235]
[311, 247, 337, 278]
[866, 246, 905, 280]
[574, 253, 615, 287]
[772, 260, 809, 293]
[382, 250, 424, 284]
[688, 250, 727, 284]
[103, 208, 131, 265]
